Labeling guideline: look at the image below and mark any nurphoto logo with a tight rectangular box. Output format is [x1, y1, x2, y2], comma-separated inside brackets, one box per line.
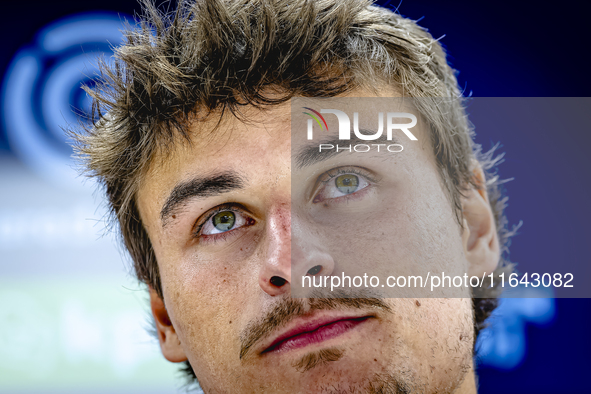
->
[303, 107, 418, 153]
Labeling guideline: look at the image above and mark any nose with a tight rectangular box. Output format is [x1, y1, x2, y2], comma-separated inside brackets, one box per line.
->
[259, 204, 335, 297]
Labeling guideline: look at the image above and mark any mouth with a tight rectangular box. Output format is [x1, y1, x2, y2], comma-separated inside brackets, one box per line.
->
[261, 315, 373, 355]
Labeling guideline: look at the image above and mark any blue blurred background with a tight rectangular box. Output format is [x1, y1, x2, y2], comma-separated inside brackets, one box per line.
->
[0, 0, 589, 393]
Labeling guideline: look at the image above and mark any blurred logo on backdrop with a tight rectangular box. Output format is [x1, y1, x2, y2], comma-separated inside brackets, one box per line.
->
[476, 286, 555, 369]
[0, 13, 183, 391]
[1, 13, 130, 189]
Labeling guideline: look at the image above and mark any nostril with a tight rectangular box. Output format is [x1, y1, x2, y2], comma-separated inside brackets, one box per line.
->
[306, 265, 322, 276]
[270, 276, 287, 287]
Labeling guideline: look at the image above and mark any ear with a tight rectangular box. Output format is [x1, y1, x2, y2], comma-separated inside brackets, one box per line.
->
[149, 286, 188, 363]
[461, 162, 500, 277]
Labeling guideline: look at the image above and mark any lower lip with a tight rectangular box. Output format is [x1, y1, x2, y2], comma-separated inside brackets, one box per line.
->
[264, 317, 371, 354]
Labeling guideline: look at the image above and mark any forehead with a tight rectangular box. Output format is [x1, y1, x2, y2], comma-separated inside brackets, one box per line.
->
[136, 104, 293, 221]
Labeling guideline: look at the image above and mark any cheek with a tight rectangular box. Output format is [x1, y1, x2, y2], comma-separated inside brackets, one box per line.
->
[314, 164, 466, 286]
[384, 299, 474, 390]
[158, 239, 263, 377]
[400, 164, 467, 273]
[158, 227, 262, 304]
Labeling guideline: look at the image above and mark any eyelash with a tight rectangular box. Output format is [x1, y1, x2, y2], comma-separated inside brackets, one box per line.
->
[192, 167, 376, 243]
[313, 166, 376, 204]
[192, 204, 255, 243]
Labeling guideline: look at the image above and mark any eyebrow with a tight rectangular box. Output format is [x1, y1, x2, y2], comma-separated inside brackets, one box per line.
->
[160, 172, 244, 227]
[295, 131, 402, 169]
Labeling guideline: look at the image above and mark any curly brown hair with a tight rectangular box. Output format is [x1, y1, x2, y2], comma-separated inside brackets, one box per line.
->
[70, 0, 515, 386]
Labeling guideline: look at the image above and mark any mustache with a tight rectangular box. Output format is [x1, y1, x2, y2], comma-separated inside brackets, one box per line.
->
[239, 289, 391, 360]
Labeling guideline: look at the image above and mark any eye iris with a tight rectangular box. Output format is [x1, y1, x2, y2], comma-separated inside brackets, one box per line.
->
[213, 211, 235, 231]
[335, 174, 359, 194]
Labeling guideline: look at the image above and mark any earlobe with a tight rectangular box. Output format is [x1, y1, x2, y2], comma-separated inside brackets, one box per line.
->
[461, 164, 500, 277]
[149, 286, 188, 363]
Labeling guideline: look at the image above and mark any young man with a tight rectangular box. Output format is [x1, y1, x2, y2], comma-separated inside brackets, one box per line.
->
[72, 0, 512, 392]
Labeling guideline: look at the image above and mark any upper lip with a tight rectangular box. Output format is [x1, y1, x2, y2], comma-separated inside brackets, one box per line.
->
[259, 312, 374, 354]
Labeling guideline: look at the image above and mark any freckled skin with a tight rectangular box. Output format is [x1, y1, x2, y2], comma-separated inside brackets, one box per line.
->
[137, 90, 492, 393]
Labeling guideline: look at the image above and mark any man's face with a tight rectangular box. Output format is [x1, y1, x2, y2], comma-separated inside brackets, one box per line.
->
[137, 91, 481, 393]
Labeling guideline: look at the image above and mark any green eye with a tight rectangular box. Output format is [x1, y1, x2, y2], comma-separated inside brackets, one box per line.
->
[335, 174, 359, 194]
[212, 211, 236, 231]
